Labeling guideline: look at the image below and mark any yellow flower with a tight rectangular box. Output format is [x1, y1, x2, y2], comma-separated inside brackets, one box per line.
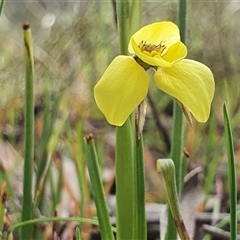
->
[94, 21, 215, 126]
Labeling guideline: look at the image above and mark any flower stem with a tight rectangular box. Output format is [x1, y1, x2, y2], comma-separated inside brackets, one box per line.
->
[129, 0, 142, 36]
[115, 1, 145, 239]
[178, 0, 187, 43]
[164, 0, 187, 238]
[171, 102, 184, 193]
[21, 23, 35, 240]
[116, 0, 130, 55]
[116, 117, 135, 240]
[165, 0, 187, 236]
[133, 135, 146, 239]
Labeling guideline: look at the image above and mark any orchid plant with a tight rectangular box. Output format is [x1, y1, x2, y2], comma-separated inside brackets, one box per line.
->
[94, 21, 215, 126]
[94, 20, 215, 240]
[1, 0, 238, 239]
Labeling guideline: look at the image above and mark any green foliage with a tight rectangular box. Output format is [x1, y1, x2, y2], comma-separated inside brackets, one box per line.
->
[0, 1, 240, 239]
[21, 23, 35, 240]
[0, 0, 3, 17]
[223, 103, 237, 240]
[84, 135, 114, 240]
[157, 159, 190, 240]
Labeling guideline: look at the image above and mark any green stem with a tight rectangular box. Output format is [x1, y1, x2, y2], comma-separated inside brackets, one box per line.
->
[116, 118, 135, 240]
[84, 135, 114, 240]
[21, 23, 35, 240]
[157, 159, 190, 240]
[115, 1, 144, 239]
[165, 0, 187, 237]
[133, 136, 146, 239]
[129, 0, 142, 35]
[34, 82, 59, 209]
[75, 226, 82, 240]
[75, 122, 88, 221]
[0, 0, 4, 16]
[223, 103, 237, 240]
[171, 102, 183, 194]
[165, 102, 183, 240]
[0, 182, 7, 232]
[203, 210, 240, 240]
[178, 0, 187, 43]
[7, 216, 117, 239]
[116, 0, 130, 55]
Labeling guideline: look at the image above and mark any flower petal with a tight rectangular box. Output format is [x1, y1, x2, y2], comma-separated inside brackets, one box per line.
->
[161, 42, 187, 63]
[154, 59, 215, 122]
[94, 56, 150, 126]
[129, 22, 181, 53]
[129, 22, 186, 68]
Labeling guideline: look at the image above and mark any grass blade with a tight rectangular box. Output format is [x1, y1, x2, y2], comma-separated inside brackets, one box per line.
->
[165, 102, 183, 240]
[7, 216, 117, 239]
[0, 0, 4, 17]
[157, 159, 190, 240]
[74, 122, 89, 221]
[21, 23, 35, 240]
[84, 134, 114, 240]
[75, 226, 82, 240]
[0, 182, 7, 232]
[223, 102, 237, 240]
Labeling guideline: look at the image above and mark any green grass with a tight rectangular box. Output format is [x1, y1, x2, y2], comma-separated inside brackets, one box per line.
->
[0, 1, 239, 239]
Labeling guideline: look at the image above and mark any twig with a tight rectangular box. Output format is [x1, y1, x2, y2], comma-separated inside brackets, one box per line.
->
[203, 224, 240, 240]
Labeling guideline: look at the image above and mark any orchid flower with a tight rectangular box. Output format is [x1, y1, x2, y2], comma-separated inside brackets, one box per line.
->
[94, 21, 215, 126]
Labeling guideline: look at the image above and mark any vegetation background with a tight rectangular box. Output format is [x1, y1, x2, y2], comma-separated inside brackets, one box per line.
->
[0, 1, 240, 239]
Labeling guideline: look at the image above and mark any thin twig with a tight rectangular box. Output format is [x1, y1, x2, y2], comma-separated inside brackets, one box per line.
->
[203, 224, 240, 240]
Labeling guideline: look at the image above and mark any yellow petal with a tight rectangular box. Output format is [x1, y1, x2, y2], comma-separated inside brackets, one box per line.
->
[154, 59, 215, 122]
[129, 22, 181, 53]
[129, 22, 186, 68]
[94, 56, 150, 126]
[161, 42, 187, 63]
